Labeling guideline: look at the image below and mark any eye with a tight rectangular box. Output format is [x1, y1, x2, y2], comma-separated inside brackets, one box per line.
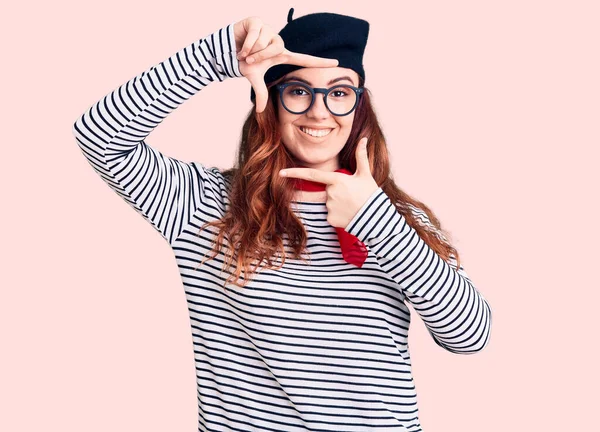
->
[329, 87, 352, 98]
[291, 88, 309, 96]
[284, 84, 311, 98]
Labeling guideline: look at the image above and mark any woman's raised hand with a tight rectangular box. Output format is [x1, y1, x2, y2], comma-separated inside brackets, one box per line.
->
[233, 16, 339, 113]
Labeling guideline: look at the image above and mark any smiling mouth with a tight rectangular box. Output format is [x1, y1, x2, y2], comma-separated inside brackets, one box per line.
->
[297, 126, 334, 139]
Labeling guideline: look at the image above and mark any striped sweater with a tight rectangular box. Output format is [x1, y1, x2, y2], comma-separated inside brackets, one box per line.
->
[72, 21, 492, 432]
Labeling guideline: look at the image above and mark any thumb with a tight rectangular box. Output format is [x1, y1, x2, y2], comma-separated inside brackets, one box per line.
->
[250, 75, 269, 113]
[354, 137, 370, 177]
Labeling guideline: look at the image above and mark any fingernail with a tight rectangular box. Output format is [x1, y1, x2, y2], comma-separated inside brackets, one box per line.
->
[279, 170, 287, 177]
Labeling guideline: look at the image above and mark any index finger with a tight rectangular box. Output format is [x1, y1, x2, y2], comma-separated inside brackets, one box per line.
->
[278, 49, 339, 68]
[280, 167, 340, 185]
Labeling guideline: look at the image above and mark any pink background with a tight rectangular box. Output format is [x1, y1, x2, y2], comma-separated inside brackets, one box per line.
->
[3, 1, 598, 430]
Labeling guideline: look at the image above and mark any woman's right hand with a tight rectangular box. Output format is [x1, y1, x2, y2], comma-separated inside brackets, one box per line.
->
[233, 16, 339, 113]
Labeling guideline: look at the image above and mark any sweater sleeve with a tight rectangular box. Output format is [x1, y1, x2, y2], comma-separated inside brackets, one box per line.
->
[72, 22, 242, 245]
[345, 187, 492, 355]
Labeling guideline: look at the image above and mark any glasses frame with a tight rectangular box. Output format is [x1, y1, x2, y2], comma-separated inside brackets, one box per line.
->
[275, 81, 365, 117]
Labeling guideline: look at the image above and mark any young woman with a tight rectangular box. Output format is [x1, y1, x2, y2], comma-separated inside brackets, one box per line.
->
[73, 9, 492, 432]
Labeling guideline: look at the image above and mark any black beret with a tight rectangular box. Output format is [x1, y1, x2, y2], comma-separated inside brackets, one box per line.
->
[249, 7, 370, 102]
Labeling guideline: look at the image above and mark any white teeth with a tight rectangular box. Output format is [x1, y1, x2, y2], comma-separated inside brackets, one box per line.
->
[300, 127, 332, 137]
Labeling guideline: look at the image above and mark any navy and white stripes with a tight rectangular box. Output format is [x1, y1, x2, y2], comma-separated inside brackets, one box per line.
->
[346, 188, 492, 354]
[73, 21, 492, 432]
[72, 22, 241, 245]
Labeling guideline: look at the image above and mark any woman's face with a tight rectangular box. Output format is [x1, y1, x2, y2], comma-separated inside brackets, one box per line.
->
[276, 67, 360, 172]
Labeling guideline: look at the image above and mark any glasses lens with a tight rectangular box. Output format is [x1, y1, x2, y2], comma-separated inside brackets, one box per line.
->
[326, 85, 357, 116]
[282, 84, 357, 115]
[281, 84, 312, 114]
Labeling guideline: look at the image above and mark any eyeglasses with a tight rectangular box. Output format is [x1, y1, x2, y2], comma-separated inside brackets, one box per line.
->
[275, 81, 365, 117]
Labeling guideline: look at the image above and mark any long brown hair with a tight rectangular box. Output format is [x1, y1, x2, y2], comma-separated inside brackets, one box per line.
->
[195, 76, 461, 288]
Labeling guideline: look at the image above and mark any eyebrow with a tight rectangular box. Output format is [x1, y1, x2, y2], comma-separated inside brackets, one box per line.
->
[281, 75, 356, 86]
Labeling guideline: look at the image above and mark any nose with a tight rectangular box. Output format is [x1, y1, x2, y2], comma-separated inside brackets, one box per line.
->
[306, 92, 330, 119]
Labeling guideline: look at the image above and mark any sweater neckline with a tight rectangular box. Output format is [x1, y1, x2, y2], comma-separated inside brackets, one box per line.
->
[291, 200, 327, 206]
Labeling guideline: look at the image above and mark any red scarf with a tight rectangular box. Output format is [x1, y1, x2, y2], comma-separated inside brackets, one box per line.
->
[292, 166, 368, 268]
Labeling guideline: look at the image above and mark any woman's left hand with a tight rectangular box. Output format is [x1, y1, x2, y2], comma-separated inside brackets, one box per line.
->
[279, 137, 379, 229]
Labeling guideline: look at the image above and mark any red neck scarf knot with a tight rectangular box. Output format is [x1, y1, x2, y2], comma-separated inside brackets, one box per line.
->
[291, 165, 368, 267]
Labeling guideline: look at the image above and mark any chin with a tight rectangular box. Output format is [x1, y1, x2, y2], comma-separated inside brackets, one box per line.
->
[293, 153, 339, 168]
